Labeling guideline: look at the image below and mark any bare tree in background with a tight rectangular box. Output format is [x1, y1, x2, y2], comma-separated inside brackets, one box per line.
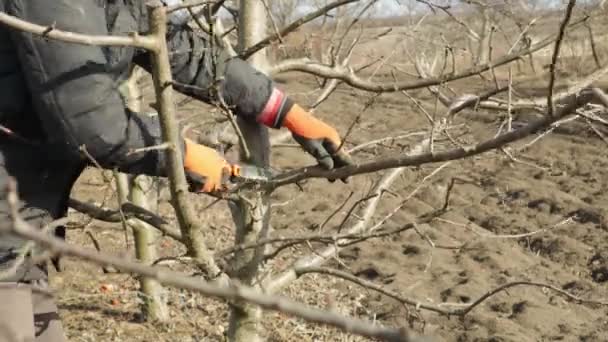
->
[268, 0, 303, 27]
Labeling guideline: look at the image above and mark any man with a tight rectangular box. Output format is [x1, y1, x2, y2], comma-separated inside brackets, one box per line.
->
[0, 1, 352, 341]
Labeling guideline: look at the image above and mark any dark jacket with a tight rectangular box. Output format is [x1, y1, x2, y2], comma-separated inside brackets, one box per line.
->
[0, 0, 283, 176]
[0, 0, 296, 282]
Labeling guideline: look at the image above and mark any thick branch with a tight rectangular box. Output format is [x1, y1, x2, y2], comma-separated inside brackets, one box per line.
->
[266, 88, 595, 188]
[0, 12, 155, 50]
[69, 198, 121, 222]
[147, 2, 220, 275]
[230, 1, 274, 340]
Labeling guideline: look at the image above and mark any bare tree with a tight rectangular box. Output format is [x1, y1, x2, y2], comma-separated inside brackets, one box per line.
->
[116, 65, 170, 322]
[268, 0, 303, 28]
[227, 1, 272, 341]
[2, 0, 608, 340]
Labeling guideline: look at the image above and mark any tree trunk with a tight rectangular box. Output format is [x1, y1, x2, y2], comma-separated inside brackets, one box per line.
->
[130, 175, 169, 322]
[237, 0, 270, 71]
[227, 1, 271, 341]
[119, 64, 169, 322]
[476, 8, 491, 65]
[146, 3, 222, 276]
[114, 65, 144, 248]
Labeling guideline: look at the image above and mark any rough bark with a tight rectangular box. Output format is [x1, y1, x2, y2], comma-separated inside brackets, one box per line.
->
[130, 175, 169, 322]
[227, 1, 271, 341]
[146, 2, 221, 276]
[121, 64, 169, 322]
[476, 7, 492, 65]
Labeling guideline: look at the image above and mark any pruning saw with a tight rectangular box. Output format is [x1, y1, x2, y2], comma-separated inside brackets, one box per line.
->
[227, 163, 278, 185]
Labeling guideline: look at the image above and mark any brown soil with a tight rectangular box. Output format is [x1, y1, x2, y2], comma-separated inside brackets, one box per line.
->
[53, 66, 608, 341]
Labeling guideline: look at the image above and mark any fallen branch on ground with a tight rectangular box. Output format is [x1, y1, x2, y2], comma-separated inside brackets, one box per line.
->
[296, 267, 608, 316]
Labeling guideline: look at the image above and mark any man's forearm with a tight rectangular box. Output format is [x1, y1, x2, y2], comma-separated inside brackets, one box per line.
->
[133, 7, 295, 128]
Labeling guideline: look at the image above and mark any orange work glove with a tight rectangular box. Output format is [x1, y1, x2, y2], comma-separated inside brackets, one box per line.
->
[283, 104, 353, 170]
[183, 138, 232, 193]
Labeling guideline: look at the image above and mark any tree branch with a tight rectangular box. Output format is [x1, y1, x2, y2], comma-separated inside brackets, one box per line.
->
[266, 167, 405, 293]
[0, 12, 155, 49]
[547, 0, 577, 117]
[147, 2, 221, 276]
[265, 88, 596, 189]
[268, 16, 588, 92]
[68, 199, 183, 242]
[3, 180, 413, 342]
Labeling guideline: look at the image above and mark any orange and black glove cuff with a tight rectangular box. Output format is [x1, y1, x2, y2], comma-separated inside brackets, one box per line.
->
[255, 87, 294, 129]
[256, 88, 353, 172]
[283, 104, 353, 171]
[282, 104, 342, 146]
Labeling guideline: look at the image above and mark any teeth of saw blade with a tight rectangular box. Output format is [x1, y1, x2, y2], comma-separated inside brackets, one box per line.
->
[236, 165, 275, 181]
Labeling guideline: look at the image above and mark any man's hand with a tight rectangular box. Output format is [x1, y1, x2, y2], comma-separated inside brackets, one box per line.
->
[283, 104, 353, 170]
[183, 139, 232, 193]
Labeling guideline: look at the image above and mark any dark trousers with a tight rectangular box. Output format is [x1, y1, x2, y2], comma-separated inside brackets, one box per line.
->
[0, 140, 83, 342]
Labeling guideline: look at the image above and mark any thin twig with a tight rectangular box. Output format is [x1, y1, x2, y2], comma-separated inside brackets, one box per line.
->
[507, 67, 513, 131]
[166, 0, 218, 13]
[547, 0, 577, 117]
[126, 142, 172, 156]
[296, 267, 608, 317]
[337, 94, 379, 152]
[348, 131, 435, 154]
[260, 0, 283, 44]
[320, 191, 355, 231]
